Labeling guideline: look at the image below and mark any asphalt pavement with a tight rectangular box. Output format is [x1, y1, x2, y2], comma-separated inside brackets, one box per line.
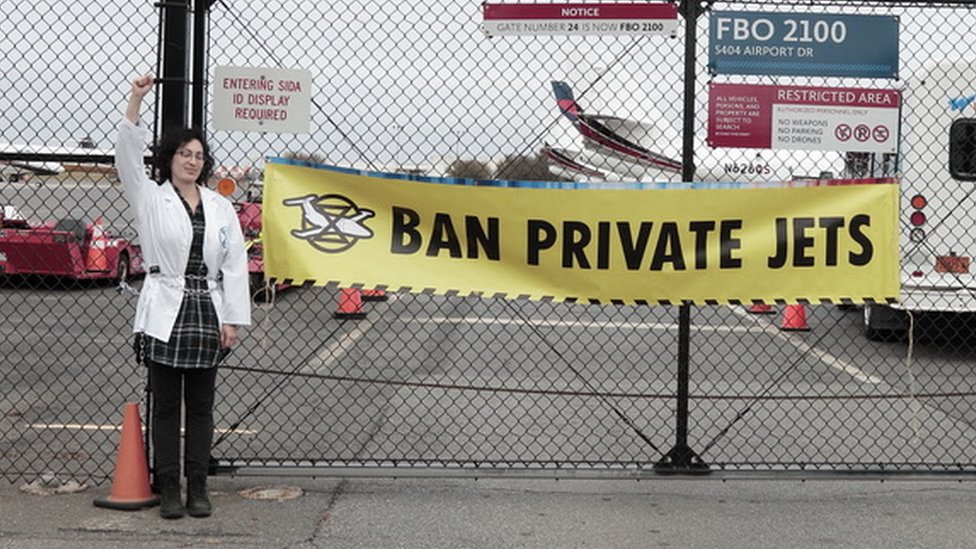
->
[2, 474, 976, 548]
[4, 180, 976, 549]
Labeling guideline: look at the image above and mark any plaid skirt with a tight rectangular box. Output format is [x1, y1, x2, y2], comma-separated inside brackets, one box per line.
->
[144, 281, 221, 369]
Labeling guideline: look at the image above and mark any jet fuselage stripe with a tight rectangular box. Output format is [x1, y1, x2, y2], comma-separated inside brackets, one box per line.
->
[578, 117, 681, 172]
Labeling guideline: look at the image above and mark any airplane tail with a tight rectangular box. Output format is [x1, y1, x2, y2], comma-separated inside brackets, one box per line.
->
[551, 81, 582, 122]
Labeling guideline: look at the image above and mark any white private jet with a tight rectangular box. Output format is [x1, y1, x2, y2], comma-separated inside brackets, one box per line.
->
[548, 80, 845, 184]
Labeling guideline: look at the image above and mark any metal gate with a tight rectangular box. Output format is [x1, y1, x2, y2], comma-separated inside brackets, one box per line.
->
[2, 0, 976, 485]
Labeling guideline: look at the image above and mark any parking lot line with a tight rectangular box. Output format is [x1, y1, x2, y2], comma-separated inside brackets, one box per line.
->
[307, 310, 882, 385]
[730, 307, 883, 385]
[28, 423, 256, 435]
[404, 316, 765, 333]
[307, 318, 377, 372]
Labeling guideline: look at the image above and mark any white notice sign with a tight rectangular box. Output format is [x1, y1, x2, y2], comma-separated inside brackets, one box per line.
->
[483, 3, 677, 37]
[212, 66, 311, 134]
[772, 105, 898, 154]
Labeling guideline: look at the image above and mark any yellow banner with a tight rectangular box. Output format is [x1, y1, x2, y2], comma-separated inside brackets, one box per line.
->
[264, 161, 899, 305]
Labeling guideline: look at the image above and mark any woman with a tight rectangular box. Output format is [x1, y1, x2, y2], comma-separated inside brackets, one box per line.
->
[117, 74, 251, 519]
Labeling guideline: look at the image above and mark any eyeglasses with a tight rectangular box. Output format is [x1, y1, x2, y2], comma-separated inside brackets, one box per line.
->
[176, 148, 205, 162]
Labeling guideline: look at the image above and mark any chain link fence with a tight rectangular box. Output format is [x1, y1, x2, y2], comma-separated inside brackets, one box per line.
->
[2, 0, 976, 485]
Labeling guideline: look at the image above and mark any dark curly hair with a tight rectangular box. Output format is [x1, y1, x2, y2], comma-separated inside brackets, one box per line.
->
[154, 128, 214, 185]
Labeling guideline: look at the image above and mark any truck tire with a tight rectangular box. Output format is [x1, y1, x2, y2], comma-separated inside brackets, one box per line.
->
[250, 272, 267, 302]
[863, 303, 906, 342]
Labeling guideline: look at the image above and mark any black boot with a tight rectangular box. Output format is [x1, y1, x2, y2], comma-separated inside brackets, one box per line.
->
[186, 475, 212, 518]
[158, 475, 185, 519]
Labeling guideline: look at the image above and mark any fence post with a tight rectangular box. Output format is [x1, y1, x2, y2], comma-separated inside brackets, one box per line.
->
[190, 0, 213, 132]
[654, 0, 710, 475]
[159, 0, 190, 133]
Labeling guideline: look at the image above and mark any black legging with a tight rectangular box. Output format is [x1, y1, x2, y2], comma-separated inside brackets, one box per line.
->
[147, 360, 217, 478]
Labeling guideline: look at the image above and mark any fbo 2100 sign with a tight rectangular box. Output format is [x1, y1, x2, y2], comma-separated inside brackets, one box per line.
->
[708, 11, 899, 78]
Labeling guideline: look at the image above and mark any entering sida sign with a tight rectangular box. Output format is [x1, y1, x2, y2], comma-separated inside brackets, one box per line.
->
[212, 66, 312, 134]
[709, 11, 899, 78]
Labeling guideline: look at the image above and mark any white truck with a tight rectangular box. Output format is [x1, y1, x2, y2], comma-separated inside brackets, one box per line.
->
[859, 59, 976, 340]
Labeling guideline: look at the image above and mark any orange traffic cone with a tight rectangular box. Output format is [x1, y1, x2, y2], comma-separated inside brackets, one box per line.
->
[93, 402, 159, 510]
[779, 304, 810, 331]
[334, 288, 367, 320]
[86, 217, 108, 272]
[361, 288, 388, 302]
[746, 303, 775, 314]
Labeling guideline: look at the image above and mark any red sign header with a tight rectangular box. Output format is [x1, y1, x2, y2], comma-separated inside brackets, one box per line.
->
[483, 3, 677, 20]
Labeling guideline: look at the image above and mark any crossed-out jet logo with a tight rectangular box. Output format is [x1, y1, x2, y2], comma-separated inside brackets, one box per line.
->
[283, 193, 375, 253]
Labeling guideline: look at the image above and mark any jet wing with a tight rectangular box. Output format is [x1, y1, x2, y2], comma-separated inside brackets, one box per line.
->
[2, 160, 63, 176]
[551, 80, 681, 174]
[586, 115, 662, 149]
[0, 142, 118, 175]
[541, 145, 607, 180]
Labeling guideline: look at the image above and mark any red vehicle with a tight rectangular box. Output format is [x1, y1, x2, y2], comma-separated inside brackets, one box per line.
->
[0, 205, 142, 283]
[222, 174, 287, 301]
[233, 178, 293, 301]
[234, 199, 271, 300]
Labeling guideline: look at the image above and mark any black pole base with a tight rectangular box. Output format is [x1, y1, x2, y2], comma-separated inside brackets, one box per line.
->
[653, 444, 711, 475]
[209, 457, 239, 476]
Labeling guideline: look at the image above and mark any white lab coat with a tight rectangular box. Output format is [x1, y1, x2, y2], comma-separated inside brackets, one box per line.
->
[116, 119, 251, 342]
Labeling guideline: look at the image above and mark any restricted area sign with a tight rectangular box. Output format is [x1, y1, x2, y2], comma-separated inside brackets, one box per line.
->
[212, 66, 312, 134]
[483, 3, 677, 36]
[708, 83, 901, 154]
